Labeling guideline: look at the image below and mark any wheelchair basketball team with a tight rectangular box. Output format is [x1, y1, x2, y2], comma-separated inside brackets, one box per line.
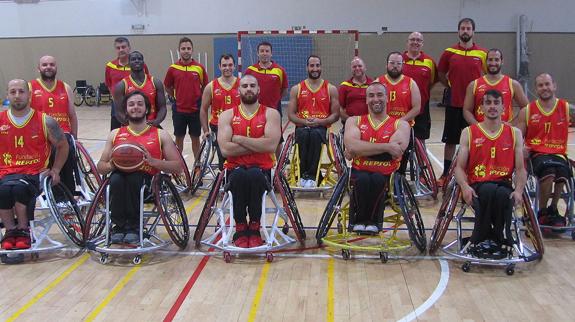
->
[0, 17, 572, 271]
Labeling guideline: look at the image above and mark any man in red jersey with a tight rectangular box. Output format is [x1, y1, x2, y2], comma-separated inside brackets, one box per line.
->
[402, 32, 437, 142]
[338, 57, 373, 124]
[0, 79, 69, 250]
[344, 82, 410, 233]
[463, 48, 529, 125]
[98, 91, 181, 244]
[287, 55, 340, 188]
[516, 73, 574, 227]
[164, 37, 208, 159]
[437, 18, 488, 187]
[114, 51, 167, 128]
[218, 75, 281, 248]
[200, 54, 240, 169]
[29, 55, 79, 194]
[455, 89, 526, 257]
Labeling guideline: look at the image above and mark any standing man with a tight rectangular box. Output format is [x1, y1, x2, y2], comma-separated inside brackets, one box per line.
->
[287, 55, 340, 188]
[463, 48, 529, 125]
[402, 32, 437, 142]
[113, 51, 167, 128]
[29, 55, 78, 193]
[164, 37, 208, 159]
[338, 57, 373, 123]
[437, 18, 487, 187]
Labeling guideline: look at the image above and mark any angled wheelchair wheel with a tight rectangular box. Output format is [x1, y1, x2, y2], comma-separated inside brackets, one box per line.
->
[75, 141, 102, 193]
[414, 138, 438, 199]
[522, 190, 545, 256]
[442, 151, 458, 194]
[172, 148, 192, 194]
[44, 177, 85, 247]
[277, 132, 295, 173]
[315, 174, 347, 243]
[329, 132, 346, 177]
[394, 174, 427, 252]
[274, 170, 306, 241]
[429, 179, 460, 253]
[84, 86, 97, 106]
[73, 87, 84, 106]
[193, 171, 225, 247]
[84, 177, 110, 241]
[155, 174, 189, 249]
[190, 137, 213, 195]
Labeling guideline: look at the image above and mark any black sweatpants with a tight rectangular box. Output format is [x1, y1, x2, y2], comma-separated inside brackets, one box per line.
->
[350, 169, 389, 226]
[470, 181, 514, 246]
[227, 167, 270, 224]
[295, 126, 327, 180]
[110, 171, 152, 231]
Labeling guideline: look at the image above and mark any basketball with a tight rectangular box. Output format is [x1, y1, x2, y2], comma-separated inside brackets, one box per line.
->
[111, 143, 146, 172]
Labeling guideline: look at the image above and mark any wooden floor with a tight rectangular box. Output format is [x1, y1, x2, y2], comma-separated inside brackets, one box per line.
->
[1, 105, 575, 322]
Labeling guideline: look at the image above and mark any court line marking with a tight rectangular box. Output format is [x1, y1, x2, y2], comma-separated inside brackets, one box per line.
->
[425, 147, 444, 170]
[5, 253, 90, 322]
[397, 259, 450, 322]
[247, 262, 272, 322]
[326, 258, 335, 322]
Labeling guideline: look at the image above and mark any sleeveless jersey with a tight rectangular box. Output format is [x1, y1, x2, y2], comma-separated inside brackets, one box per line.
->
[123, 75, 158, 121]
[29, 79, 72, 133]
[466, 123, 515, 184]
[472, 75, 514, 122]
[112, 125, 162, 175]
[377, 74, 415, 122]
[525, 98, 569, 155]
[0, 109, 50, 178]
[210, 77, 240, 126]
[352, 115, 401, 175]
[296, 80, 331, 120]
[224, 104, 275, 170]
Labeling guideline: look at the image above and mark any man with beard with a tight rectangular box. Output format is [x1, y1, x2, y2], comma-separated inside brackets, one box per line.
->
[164, 37, 208, 159]
[97, 91, 182, 244]
[338, 57, 373, 124]
[114, 51, 167, 128]
[463, 49, 529, 125]
[344, 82, 410, 233]
[29, 55, 78, 193]
[455, 89, 526, 257]
[287, 55, 340, 188]
[516, 74, 574, 227]
[218, 75, 281, 248]
[0, 79, 68, 249]
[437, 18, 488, 188]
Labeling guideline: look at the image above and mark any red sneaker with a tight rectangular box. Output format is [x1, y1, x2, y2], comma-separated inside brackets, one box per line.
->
[248, 221, 264, 248]
[1, 230, 17, 250]
[14, 229, 31, 249]
[233, 223, 249, 248]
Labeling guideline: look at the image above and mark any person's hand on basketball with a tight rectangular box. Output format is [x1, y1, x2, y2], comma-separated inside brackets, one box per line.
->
[142, 149, 158, 169]
[47, 168, 61, 186]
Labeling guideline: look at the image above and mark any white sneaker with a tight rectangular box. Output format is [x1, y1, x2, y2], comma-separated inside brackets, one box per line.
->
[305, 179, 316, 188]
[352, 224, 365, 232]
[364, 225, 379, 233]
[299, 178, 306, 187]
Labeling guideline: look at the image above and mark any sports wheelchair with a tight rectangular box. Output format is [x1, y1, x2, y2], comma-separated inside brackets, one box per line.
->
[170, 147, 193, 194]
[189, 132, 220, 195]
[429, 176, 544, 275]
[96, 82, 112, 106]
[83, 173, 189, 265]
[193, 168, 305, 263]
[73, 80, 96, 107]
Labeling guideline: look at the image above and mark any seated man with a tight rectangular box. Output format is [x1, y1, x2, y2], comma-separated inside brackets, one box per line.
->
[515, 73, 573, 227]
[97, 91, 181, 244]
[455, 89, 526, 257]
[218, 75, 281, 248]
[344, 82, 410, 233]
[287, 55, 339, 188]
[0, 79, 68, 250]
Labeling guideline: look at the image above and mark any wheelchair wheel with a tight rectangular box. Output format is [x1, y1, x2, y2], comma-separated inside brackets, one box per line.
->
[277, 132, 295, 172]
[73, 87, 84, 106]
[155, 175, 189, 249]
[394, 174, 427, 252]
[190, 137, 213, 195]
[522, 191, 545, 256]
[75, 141, 102, 193]
[44, 177, 85, 247]
[329, 132, 346, 177]
[84, 178, 110, 241]
[274, 170, 306, 241]
[84, 86, 97, 106]
[315, 173, 347, 243]
[172, 148, 192, 194]
[193, 171, 225, 247]
[442, 151, 458, 194]
[429, 181, 460, 253]
[414, 138, 438, 199]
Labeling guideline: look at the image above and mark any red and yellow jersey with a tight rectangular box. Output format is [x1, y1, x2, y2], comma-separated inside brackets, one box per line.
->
[472, 75, 514, 122]
[122, 75, 158, 121]
[377, 74, 415, 123]
[245, 62, 288, 109]
[105, 59, 149, 92]
[0, 109, 50, 178]
[525, 98, 569, 155]
[163, 59, 208, 113]
[296, 80, 331, 120]
[338, 77, 373, 117]
[466, 123, 515, 184]
[29, 79, 72, 133]
[402, 51, 437, 109]
[210, 77, 240, 126]
[352, 115, 401, 175]
[112, 125, 162, 175]
[224, 104, 275, 170]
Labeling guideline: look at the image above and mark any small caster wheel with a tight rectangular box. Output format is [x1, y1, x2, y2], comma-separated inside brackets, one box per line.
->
[341, 249, 350, 260]
[99, 253, 109, 264]
[506, 264, 515, 276]
[31, 252, 39, 260]
[461, 262, 471, 273]
[282, 224, 289, 234]
[266, 252, 274, 263]
[337, 223, 343, 234]
[1, 253, 24, 264]
[379, 252, 388, 263]
[223, 252, 232, 263]
[133, 255, 142, 265]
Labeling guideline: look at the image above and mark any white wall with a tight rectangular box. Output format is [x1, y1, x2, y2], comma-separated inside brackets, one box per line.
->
[1, 0, 574, 37]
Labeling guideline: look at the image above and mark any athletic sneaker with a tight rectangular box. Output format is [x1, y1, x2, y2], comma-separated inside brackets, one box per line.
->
[436, 175, 447, 188]
[1, 230, 17, 250]
[304, 179, 316, 188]
[364, 225, 379, 234]
[123, 231, 139, 244]
[233, 223, 249, 248]
[352, 224, 366, 232]
[14, 229, 31, 249]
[110, 226, 125, 244]
[537, 208, 552, 226]
[248, 221, 263, 248]
[299, 178, 306, 187]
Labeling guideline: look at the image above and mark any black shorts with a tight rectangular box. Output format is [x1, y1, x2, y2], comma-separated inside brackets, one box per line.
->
[531, 154, 571, 181]
[0, 174, 40, 210]
[173, 110, 201, 137]
[442, 106, 468, 144]
[413, 101, 431, 140]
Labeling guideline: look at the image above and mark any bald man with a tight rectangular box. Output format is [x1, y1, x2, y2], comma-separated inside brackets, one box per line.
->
[338, 57, 373, 123]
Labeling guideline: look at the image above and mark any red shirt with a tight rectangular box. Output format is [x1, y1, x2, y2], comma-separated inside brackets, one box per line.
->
[29, 79, 72, 133]
[466, 123, 515, 184]
[438, 43, 487, 108]
[164, 59, 208, 113]
[377, 74, 415, 122]
[113, 125, 162, 176]
[402, 51, 437, 110]
[122, 75, 158, 121]
[352, 115, 401, 175]
[296, 80, 331, 120]
[525, 98, 569, 155]
[338, 76, 373, 117]
[210, 78, 240, 126]
[0, 109, 50, 178]
[245, 61, 288, 109]
[472, 75, 514, 122]
[224, 104, 275, 170]
[105, 58, 149, 92]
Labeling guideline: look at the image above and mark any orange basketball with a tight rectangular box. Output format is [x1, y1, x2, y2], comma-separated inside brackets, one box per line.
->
[111, 143, 146, 172]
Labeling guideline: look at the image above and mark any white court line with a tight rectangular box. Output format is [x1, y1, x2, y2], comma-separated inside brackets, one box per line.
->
[397, 259, 450, 322]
